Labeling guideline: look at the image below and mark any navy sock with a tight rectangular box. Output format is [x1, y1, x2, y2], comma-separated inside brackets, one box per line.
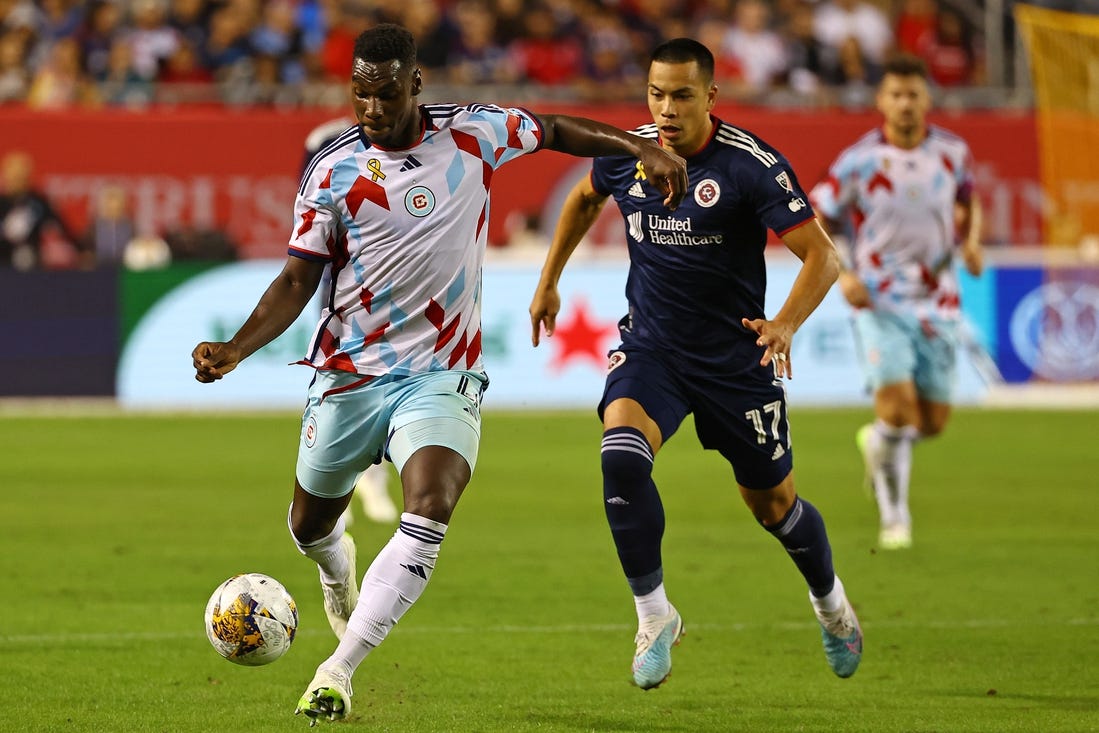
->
[765, 497, 835, 597]
[601, 427, 664, 595]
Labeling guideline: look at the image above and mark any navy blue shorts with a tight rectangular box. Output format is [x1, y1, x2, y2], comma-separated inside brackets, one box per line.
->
[597, 345, 793, 490]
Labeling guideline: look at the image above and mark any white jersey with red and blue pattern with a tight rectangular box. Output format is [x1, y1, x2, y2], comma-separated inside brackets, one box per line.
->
[809, 125, 975, 321]
[591, 117, 815, 376]
[289, 103, 544, 377]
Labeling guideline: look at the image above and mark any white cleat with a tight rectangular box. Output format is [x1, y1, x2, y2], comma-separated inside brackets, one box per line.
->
[355, 467, 398, 523]
[321, 533, 359, 640]
[295, 665, 353, 726]
[878, 524, 913, 550]
[631, 605, 684, 690]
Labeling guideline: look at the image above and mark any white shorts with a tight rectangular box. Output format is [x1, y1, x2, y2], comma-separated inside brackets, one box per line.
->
[295, 369, 486, 499]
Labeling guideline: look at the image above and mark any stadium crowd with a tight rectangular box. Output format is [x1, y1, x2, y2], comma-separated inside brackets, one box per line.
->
[0, 0, 989, 109]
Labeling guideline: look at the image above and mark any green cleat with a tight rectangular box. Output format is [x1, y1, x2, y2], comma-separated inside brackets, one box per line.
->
[295, 666, 353, 727]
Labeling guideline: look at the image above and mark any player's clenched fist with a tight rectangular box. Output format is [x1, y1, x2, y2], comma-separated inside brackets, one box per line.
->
[192, 341, 243, 383]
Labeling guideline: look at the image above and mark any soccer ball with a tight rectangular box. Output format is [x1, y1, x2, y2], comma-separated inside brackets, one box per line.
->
[204, 573, 298, 666]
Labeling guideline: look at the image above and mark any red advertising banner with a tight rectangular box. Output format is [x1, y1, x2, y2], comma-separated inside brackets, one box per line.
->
[0, 105, 1040, 260]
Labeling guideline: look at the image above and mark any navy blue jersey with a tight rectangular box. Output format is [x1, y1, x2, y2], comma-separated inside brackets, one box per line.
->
[591, 118, 815, 376]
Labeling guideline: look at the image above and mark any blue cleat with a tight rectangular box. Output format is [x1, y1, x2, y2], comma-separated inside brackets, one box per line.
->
[631, 606, 684, 689]
[815, 597, 863, 678]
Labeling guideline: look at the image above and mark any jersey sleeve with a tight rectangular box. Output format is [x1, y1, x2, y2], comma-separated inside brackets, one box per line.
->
[287, 164, 341, 262]
[467, 104, 546, 169]
[809, 149, 856, 222]
[590, 156, 613, 196]
[954, 141, 976, 205]
[748, 152, 816, 236]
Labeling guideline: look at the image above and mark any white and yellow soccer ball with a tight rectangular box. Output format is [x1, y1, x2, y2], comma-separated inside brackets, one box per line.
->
[204, 573, 298, 666]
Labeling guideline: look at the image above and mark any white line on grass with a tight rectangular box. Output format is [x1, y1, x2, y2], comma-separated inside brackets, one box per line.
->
[2, 617, 1096, 646]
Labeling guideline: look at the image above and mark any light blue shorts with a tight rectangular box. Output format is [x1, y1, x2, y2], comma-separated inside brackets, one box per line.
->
[853, 309, 958, 403]
[295, 369, 486, 499]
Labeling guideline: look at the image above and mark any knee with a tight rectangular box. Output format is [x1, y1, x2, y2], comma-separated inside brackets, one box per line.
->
[601, 427, 655, 486]
[289, 503, 335, 544]
[742, 481, 796, 527]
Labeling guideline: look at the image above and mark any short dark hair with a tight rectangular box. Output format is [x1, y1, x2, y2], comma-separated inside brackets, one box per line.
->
[882, 53, 928, 80]
[353, 23, 417, 68]
[650, 38, 715, 83]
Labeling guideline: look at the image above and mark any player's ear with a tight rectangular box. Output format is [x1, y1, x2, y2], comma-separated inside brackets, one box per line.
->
[707, 82, 717, 110]
[411, 68, 423, 96]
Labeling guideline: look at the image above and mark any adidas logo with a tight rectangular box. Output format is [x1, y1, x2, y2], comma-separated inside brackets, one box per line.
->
[627, 181, 645, 198]
[399, 155, 423, 172]
[771, 444, 786, 461]
[606, 496, 629, 505]
[400, 563, 428, 579]
[627, 211, 644, 242]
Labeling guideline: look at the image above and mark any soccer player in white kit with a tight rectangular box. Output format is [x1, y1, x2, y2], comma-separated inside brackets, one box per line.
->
[192, 23, 687, 725]
[810, 54, 983, 550]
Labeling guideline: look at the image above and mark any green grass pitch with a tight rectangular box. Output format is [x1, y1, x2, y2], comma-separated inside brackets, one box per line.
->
[0, 407, 1096, 733]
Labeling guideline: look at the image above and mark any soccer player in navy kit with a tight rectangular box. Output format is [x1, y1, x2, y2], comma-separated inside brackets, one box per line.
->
[530, 38, 863, 688]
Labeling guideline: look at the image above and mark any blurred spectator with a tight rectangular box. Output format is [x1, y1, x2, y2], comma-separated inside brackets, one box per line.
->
[895, 0, 937, 55]
[202, 5, 251, 79]
[99, 37, 155, 107]
[722, 0, 788, 97]
[78, 0, 124, 79]
[782, 0, 827, 96]
[250, 0, 307, 83]
[160, 36, 213, 85]
[695, 17, 746, 91]
[27, 36, 99, 108]
[122, 233, 172, 270]
[0, 29, 29, 102]
[918, 6, 984, 86]
[169, 0, 209, 51]
[80, 184, 136, 268]
[511, 2, 582, 86]
[402, 0, 453, 74]
[813, 0, 892, 82]
[127, 0, 180, 81]
[576, 4, 644, 101]
[37, 0, 84, 45]
[164, 223, 237, 261]
[0, 150, 80, 271]
[318, 2, 375, 81]
[447, 0, 517, 85]
[491, 0, 526, 46]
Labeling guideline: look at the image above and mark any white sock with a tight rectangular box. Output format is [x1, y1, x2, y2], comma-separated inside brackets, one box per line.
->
[872, 420, 914, 528]
[288, 505, 349, 585]
[634, 583, 671, 620]
[327, 513, 447, 675]
[809, 575, 845, 614]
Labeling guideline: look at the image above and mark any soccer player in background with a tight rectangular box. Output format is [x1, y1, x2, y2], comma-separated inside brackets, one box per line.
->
[529, 38, 862, 690]
[192, 24, 688, 725]
[809, 54, 983, 550]
[302, 117, 400, 526]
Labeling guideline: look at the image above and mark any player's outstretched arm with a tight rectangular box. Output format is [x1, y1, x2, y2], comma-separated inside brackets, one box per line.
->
[537, 114, 687, 211]
[192, 256, 325, 383]
[530, 175, 609, 346]
[741, 219, 840, 379]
